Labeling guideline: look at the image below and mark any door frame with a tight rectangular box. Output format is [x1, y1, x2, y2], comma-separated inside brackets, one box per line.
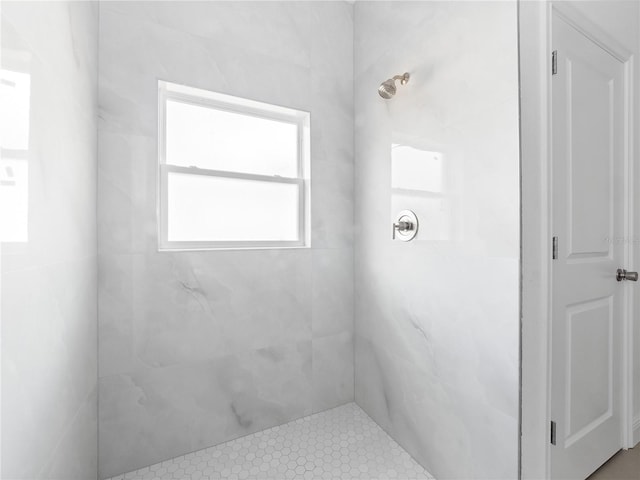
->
[520, 1, 637, 478]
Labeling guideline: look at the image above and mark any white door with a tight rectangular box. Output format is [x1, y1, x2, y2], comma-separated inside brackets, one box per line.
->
[550, 13, 627, 480]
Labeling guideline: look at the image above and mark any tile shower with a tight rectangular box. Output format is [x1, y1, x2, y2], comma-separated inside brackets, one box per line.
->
[0, 2, 520, 480]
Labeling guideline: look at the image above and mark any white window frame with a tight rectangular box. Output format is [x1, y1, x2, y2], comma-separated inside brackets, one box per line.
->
[157, 81, 310, 251]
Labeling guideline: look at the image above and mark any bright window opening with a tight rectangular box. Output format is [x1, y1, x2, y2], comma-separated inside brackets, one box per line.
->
[158, 81, 310, 250]
[0, 69, 31, 243]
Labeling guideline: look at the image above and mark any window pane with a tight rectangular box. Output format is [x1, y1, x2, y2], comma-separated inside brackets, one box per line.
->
[0, 69, 31, 150]
[166, 100, 298, 177]
[167, 172, 300, 243]
[0, 69, 31, 243]
[0, 158, 29, 242]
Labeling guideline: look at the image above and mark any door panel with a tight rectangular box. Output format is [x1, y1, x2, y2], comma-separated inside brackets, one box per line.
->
[567, 58, 612, 259]
[566, 297, 612, 444]
[551, 12, 625, 480]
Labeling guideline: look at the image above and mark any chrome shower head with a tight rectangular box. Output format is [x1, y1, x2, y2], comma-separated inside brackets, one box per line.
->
[378, 79, 397, 99]
[378, 72, 410, 99]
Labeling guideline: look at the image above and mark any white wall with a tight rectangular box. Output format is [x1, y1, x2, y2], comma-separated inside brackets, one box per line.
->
[354, 2, 520, 479]
[97, 2, 354, 477]
[1, 1, 98, 478]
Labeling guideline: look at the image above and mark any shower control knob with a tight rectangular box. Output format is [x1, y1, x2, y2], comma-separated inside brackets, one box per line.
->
[394, 220, 413, 232]
[392, 210, 419, 242]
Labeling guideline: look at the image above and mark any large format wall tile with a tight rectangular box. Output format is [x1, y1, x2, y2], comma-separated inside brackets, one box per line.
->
[1, 1, 98, 478]
[99, 341, 312, 479]
[354, 2, 520, 479]
[100, 250, 313, 375]
[312, 249, 354, 338]
[312, 332, 354, 413]
[40, 388, 99, 480]
[98, 2, 354, 476]
[103, 1, 314, 70]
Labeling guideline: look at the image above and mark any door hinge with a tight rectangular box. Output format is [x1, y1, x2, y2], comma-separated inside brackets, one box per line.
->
[550, 420, 557, 445]
[552, 236, 558, 260]
[552, 50, 558, 75]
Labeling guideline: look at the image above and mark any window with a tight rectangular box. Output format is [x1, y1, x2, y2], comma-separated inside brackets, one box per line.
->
[0, 68, 31, 243]
[158, 81, 310, 250]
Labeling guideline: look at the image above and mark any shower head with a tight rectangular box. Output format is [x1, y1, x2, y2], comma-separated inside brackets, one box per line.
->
[378, 79, 397, 99]
[378, 72, 410, 99]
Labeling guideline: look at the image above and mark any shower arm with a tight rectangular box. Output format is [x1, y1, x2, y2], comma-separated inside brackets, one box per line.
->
[392, 73, 410, 85]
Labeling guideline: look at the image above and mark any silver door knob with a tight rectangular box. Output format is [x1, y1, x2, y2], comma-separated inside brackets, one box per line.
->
[616, 268, 638, 281]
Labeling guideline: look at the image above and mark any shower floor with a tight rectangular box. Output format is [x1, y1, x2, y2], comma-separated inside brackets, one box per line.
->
[107, 403, 434, 480]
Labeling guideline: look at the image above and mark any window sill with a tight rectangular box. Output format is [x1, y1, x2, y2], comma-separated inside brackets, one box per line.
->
[157, 244, 310, 253]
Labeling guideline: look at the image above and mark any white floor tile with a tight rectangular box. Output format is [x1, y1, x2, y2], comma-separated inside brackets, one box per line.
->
[107, 403, 434, 480]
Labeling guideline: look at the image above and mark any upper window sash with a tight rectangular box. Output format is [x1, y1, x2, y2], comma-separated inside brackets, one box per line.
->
[158, 82, 307, 179]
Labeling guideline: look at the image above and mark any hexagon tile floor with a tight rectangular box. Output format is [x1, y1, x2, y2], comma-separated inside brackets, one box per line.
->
[107, 403, 435, 480]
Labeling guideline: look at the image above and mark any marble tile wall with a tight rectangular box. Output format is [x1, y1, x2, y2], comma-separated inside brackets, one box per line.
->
[97, 2, 354, 478]
[353, 2, 520, 479]
[1, 1, 98, 479]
